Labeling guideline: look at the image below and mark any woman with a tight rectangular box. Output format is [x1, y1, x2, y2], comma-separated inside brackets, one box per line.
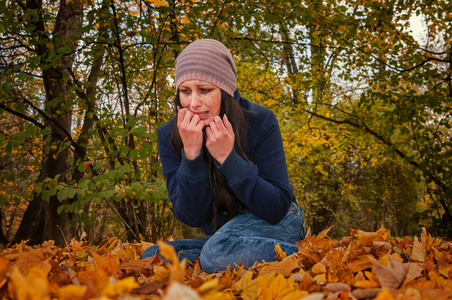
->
[142, 39, 306, 273]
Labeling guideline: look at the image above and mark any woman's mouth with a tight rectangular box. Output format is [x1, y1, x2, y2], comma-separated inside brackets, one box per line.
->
[196, 111, 208, 119]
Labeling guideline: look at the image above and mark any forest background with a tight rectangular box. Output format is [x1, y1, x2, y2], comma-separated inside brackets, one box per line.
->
[0, 0, 450, 247]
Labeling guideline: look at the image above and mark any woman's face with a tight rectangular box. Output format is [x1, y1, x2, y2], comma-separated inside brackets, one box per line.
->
[179, 80, 222, 126]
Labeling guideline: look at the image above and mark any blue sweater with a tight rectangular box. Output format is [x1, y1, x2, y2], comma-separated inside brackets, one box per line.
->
[157, 93, 296, 235]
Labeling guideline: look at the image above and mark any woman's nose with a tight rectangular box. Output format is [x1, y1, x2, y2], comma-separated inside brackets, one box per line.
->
[190, 94, 202, 108]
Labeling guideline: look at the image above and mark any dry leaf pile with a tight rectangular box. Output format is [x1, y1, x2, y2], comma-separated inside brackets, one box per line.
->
[0, 227, 451, 299]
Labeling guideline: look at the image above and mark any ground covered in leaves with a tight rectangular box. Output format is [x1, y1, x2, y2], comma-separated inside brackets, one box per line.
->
[1, 227, 451, 299]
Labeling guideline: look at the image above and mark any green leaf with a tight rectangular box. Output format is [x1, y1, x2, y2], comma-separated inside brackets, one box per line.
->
[41, 127, 52, 135]
[117, 164, 130, 174]
[107, 170, 116, 180]
[57, 205, 65, 214]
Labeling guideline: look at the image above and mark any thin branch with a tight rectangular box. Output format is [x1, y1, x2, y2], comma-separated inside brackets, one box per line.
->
[103, 198, 139, 241]
[299, 106, 420, 168]
[0, 102, 46, 130]
[209, 0, 228, 37]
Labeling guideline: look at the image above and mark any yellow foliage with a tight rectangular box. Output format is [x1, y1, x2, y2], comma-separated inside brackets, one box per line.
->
[274, 244, 287, 261]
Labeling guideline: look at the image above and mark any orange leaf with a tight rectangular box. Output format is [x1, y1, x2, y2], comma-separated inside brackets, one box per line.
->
[260, 257, 301, 276]
[92, 252, 118, 276]
[353, 270, 381, 289]
[356, 230, 378, 246]
[348, 255, 372, 273]
[317, 226, 332, 239]
[312, 262, 326, 274]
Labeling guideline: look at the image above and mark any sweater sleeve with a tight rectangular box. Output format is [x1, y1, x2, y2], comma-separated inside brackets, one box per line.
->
[157, 122, 213, 228]
[217, 109, 294, 225]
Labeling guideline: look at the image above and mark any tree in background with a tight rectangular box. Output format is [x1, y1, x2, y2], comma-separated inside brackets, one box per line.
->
[0, 0, 175, 244]
[229, 0, 450, 236]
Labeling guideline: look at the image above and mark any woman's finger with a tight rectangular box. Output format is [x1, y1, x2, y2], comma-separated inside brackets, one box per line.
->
[223, 114, 234, 134]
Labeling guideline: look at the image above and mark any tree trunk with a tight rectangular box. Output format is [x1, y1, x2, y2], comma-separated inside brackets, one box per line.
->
[0, 211, 8, 244]
[13, 0, 83, 246]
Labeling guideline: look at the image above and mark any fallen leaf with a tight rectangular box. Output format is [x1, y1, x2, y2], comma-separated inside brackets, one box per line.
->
[299, 292, 325, 300]
[158, 241, 186, 283]
[375, 288, 394, 300]
[131, 281, 167, 295]
[275, 243, 287, 261]
[324, 282, 351, 293]
[312, 262, 326, 274]
[232, 271, 258, 300]
[317, 226, 333, 239]
[118, 255, 161, 278]
[57, 284, 87, 300]
[8, 266, 50, 300]
[369, 255, 409, 290]
[260, 257, 300, 276]
[411, 236, 426, 263]
[347, 255, 372, 273]
[263, 274, 297, 299]
[405, 262, 424, 283]
[352, 288, 383, 299]
[164, 281, 202, 300]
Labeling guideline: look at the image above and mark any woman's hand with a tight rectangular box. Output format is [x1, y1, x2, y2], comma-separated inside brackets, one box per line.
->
[205, 115, 235, 164]
[177, 108, 205, 160]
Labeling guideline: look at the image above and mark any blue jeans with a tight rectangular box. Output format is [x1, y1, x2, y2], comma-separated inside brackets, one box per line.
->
[141, 202, 306, 273]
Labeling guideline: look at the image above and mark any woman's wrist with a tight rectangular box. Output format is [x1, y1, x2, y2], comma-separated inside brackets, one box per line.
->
[184, 147, 202, 160]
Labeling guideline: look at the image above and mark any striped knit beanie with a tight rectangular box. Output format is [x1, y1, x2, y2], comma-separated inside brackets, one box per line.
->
[175, 39, 237, 97]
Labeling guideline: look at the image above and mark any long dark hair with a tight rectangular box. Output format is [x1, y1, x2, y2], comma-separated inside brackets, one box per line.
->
[171, 89, 248, 231]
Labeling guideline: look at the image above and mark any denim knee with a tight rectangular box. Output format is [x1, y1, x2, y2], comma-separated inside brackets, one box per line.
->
[199, 234, 239, 273]
[141, 244, 160, 259]
[200, 234, 266, 273]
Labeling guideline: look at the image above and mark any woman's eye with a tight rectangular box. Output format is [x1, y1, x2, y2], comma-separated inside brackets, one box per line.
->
[180, 90, 190, 95]
[200, 89, 211, 94]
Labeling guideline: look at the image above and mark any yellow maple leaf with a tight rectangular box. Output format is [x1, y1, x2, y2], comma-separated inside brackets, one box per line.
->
[8, 266, 50, 300]
[232, 271, 258, 300]
[91, 252, 118, 276]
[197, 278, 234, 300]
[265, 274, 297, 299]
[353, 271, 381, 289]
[375, 288, 394, 300]
[275, 243, 287, 260]
[281, 290, 309, 300]
[151, 265, 170, 282]
[58, 285, 87, 300]
[313, 273, 326, 284]
[157, 241, 186, 283]
[376, 228, 391, 241]
[103, 276, 140, 298]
